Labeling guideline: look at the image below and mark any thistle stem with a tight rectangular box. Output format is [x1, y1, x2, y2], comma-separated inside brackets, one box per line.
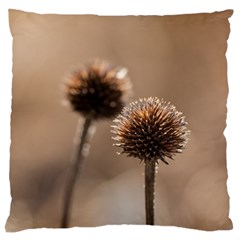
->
[145, 160, 156, 225]
[61, 117, 93, 228]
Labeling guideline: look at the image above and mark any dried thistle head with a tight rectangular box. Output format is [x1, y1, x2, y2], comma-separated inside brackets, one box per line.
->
[112, 97, 189, 164]
[64, 59, 132, 120]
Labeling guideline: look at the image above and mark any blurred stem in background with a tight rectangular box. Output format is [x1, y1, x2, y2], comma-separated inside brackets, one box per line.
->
[61, 117, 94, 228]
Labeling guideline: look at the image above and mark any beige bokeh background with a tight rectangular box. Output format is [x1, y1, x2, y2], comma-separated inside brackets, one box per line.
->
[7, 9, 233, 231]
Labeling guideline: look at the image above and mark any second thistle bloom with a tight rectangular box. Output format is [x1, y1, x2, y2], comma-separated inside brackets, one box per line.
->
[112, 97, 189, 164]
[65, 60, 132, 119]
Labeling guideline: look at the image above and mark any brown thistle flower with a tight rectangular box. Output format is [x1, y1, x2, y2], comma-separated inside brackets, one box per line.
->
[64, 59, 131, 119]
[61, 59, 131, 228]
[112, 97, 189, 164]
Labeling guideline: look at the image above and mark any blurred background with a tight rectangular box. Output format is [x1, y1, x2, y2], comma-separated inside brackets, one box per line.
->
[6, 10, 232, 231]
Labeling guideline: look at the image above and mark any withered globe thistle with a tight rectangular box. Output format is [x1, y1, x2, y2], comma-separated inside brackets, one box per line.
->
[112, 97, 189, 164]
[61, 59, 131, 228]
[65, 59, 131, 119]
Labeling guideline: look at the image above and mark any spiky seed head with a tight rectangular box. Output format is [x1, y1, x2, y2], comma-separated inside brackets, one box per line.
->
[112, 97, 189, 164]
[64, 59, 132, 120]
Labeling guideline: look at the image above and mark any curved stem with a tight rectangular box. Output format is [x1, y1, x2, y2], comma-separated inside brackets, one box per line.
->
[61, 117, 93, 228]
[145, 160, 156, 225]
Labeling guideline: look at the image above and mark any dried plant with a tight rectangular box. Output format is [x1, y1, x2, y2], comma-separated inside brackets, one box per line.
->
[65, 59, 131, 119]
[112, 97, 189, 225]
[61, 59, 131, 228]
